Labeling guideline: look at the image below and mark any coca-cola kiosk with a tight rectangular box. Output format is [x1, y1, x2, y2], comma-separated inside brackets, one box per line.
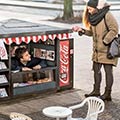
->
[0, 19, 73, 99]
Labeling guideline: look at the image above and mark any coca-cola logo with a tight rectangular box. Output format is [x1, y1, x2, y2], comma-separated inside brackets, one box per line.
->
[60, 41, 70, 85]
[60, 45, 69, 65]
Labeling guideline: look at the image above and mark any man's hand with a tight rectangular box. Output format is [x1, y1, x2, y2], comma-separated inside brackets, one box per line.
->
[33, 65, 41, 70]
[22, 67, 32, 71]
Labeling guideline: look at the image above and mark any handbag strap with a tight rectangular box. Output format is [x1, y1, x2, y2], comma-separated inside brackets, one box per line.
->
[104, 16, 120, 37]
[104, 15, 109, 31]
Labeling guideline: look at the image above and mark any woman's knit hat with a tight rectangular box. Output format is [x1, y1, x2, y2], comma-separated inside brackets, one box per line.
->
[85, 0, 107, 9]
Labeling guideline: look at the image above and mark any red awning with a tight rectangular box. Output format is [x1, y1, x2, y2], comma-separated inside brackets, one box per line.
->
[2, 33, 72, 45]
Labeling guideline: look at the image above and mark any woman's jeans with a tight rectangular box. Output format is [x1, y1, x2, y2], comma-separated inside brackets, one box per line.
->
[93, 62, 113, 90]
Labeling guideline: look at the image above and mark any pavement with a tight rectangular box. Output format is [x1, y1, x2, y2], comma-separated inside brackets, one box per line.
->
[0, 1, 120, 120]
[0, 0, 120, 11]
[0, 89, 120, 120]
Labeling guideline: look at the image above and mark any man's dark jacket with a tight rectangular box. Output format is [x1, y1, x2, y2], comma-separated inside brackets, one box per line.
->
[11, 57, 47, 71]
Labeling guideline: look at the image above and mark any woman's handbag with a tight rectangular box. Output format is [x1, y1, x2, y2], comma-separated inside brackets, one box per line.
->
[104, 17, 120, 59]
[107, 34, 120, 59]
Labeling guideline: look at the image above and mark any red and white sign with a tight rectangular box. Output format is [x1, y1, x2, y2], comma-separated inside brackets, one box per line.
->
[0, 40, 8, 60]
[59, 40, 70, 87]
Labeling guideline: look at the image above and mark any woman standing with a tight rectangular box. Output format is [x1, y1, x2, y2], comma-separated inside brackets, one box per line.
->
[72, 0, 119, 101]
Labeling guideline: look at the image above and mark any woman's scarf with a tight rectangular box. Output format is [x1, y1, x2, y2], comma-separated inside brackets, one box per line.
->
[88, 6, 110, 26]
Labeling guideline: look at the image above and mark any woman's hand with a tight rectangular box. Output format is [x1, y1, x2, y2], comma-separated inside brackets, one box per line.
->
[72, 26, 83, 32]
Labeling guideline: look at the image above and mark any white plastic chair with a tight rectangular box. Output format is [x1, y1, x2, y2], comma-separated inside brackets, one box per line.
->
[10, 112, 32, 120]
[67, 97, 105, 120]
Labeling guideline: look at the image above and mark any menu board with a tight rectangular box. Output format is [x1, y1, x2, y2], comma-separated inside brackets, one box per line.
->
[0, 62, 7, 69]
[0, 75, 8, 84]
[0, 88, 8, 97]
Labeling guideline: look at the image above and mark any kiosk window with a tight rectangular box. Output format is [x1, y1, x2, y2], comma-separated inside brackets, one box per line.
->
[12, 70, 53, 88]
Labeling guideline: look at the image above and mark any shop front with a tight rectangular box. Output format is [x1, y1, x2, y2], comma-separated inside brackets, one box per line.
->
[0, 19, 74, 100]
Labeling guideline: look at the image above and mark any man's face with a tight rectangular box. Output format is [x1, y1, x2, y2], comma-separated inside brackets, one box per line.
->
[21, 51, 31, 62]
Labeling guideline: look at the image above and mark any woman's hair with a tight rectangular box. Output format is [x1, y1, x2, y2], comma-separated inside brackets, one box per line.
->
[82, 6, 91, 30]
[15, 47, 28, 59]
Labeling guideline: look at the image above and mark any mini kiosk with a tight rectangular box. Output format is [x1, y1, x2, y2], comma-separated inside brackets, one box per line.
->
[0, 19, 74, 100]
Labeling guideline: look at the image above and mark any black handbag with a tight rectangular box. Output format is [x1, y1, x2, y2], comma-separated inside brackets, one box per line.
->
[104, 17, 120, 59]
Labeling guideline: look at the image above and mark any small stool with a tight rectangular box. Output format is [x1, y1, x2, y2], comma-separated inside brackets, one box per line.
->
[10, 112, 32, 120]
[42, 106, 72, 120]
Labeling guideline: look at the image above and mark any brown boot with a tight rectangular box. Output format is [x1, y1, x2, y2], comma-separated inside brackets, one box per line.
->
[85, 85, 100, 97]
[100, 88, 112, 101]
